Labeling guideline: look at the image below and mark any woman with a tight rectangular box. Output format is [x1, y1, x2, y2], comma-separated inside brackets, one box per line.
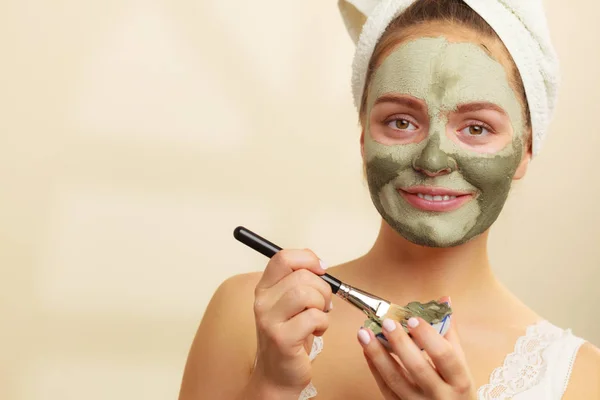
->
[179, 0, 600, 399]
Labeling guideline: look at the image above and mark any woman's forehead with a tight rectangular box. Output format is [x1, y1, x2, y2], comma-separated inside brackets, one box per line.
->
[369, 36, 523, 129]
[375, 21, 515, 79]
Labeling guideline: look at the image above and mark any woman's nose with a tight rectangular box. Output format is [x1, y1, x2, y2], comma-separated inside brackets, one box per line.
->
[412, 137, 458, 177]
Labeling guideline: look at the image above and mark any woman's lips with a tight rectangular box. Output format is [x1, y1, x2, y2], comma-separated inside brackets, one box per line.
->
[398, 186, 474, 212]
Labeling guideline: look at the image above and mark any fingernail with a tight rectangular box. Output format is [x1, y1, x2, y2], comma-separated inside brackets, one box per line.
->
[319, 259, 327, 270]
[329, 300, 334, 311]
[447, 296, 452, 306]
[382, 318, 396, 332]
[407, 317, 419, 329]
[358, 328, 371, 345]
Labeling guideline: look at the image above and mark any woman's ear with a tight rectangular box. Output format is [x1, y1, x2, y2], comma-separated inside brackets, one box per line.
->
[360, 129, 365, 160]
[513, 144, 532, 181]
[360, 129, 368, 180]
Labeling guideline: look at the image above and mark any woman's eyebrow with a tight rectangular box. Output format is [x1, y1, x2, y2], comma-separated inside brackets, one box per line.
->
[455, 102, 507, 115]
[373, 95, 425, 110]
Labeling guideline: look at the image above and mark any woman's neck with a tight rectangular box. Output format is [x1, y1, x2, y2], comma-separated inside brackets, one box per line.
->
[345, 220, 503, 314]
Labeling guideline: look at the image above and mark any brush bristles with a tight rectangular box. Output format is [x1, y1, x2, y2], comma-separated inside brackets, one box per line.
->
[383, 304, 409, 322]
[382, 300, 452, 325]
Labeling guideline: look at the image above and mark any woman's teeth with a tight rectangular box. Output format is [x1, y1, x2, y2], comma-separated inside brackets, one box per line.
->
[416, 193, 457, 201]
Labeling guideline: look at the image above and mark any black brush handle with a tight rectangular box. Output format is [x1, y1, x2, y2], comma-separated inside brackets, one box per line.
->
[233, 226, 342, 294]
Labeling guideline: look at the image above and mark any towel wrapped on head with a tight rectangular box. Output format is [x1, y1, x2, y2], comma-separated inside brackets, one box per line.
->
[338, 0, 559, 157]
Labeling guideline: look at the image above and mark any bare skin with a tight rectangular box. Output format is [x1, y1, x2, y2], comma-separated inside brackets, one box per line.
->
[178, 227, 600, 399]
[179, 22, 600, 400]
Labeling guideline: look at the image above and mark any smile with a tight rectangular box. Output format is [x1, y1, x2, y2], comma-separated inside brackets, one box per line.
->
[397, 186, 475, 212]
[416, 193, 457, 201]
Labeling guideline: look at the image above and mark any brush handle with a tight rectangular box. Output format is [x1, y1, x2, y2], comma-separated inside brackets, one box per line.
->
[233, 226, 342, 294]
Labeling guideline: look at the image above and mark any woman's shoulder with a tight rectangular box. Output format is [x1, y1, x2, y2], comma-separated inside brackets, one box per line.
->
[205, 272, 262, 323]
[562, 340, 600, 399]
[216, 271, 262, 298]
[198, 271, 262, 332]
[193, 271, 262, 352]
[532, 320, 600, 399]
[178, 272, 262, 399]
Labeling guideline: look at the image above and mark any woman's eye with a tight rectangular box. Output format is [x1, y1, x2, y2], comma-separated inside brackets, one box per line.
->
[387, 119, 417, 131]
[460, 124, 490, 136]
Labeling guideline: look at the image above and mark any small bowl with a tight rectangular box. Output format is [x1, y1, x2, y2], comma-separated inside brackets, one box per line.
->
[373, 313, 451, 350]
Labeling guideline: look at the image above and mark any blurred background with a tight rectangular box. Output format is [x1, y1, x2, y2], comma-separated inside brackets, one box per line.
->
[1, 0, 598, 399]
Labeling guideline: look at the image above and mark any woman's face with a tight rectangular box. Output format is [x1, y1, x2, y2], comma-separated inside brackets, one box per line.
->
[363, 31, 529, 248]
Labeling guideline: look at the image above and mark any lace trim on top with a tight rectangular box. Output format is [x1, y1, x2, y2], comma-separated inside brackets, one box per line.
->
[299, 336, 324, 400]
[299, 320, 570, 400]
[477, 320, 565, 399]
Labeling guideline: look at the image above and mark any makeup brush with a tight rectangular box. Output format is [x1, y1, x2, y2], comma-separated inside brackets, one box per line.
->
[233, 226, 451, 329]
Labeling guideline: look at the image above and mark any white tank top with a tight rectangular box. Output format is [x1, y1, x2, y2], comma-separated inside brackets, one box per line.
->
[300, 320, 585, 399]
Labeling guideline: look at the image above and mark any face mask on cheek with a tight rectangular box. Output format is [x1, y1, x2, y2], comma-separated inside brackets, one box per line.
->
[364, 37, 525, 248]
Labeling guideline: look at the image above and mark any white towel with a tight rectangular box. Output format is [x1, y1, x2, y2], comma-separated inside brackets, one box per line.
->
[338, 0, 559, 157]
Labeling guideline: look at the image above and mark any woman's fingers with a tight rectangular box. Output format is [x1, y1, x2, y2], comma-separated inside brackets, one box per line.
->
[256, 249, 325, 290]
[249, 248, 332, 391]
[253, 249, 331, 326]
[361, 297, 475, 399]
[268, 269, 332, 311]
[281, 308, 330, 342]
[380, 319, 442, 393]
[406, 317, 468, 388]
[270, 285, 330, 322]
[408, 318, 472, 393]
[358, 328, 419, 398]
[364, 355, 402, 400]
[443, 316, 469, 366]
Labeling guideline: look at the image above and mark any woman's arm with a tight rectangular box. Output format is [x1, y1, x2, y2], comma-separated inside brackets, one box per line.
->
[179, 250, 331, 400]
[562, 342, 600, 399]
[178, 273, 260, 400]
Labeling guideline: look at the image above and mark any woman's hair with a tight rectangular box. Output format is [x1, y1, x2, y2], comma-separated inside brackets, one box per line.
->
[359, 0, 532, 145]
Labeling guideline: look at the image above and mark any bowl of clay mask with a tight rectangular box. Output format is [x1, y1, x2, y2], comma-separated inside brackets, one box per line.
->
[363, 300, 452, 350]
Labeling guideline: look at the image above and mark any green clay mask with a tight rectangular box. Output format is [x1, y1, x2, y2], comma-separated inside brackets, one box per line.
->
[364, 37, 525, 247]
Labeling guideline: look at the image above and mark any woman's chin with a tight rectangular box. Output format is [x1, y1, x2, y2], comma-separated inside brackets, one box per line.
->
[384, 217, 478, 248]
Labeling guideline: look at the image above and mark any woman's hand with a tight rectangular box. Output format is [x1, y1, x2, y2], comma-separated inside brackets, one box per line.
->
[358, 303, 476, 399]
[250, 249, 332, 396]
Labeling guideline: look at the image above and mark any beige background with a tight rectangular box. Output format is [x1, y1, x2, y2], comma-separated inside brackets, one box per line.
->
[1, 0, 598, 399]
